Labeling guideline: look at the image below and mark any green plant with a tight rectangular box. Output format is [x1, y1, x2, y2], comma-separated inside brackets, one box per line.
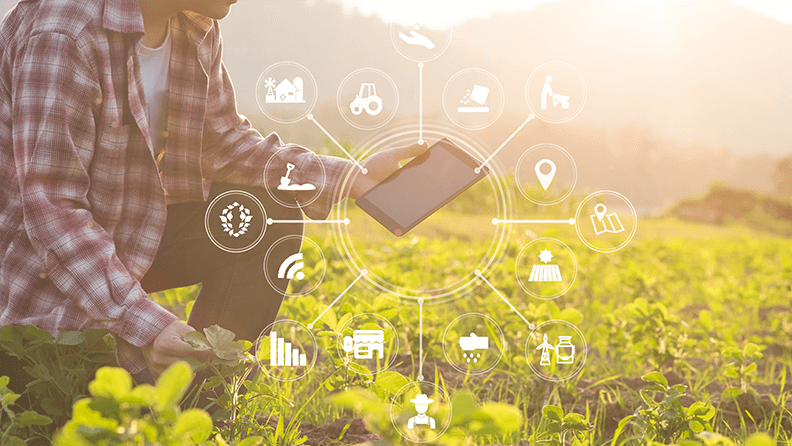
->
[0, 326, 117, 427]
[53, 363, 213, 445]
[532, 404, 593, 446]
[185, 325, 277, 442]
[618, 371, 715, 444]
[721, 342, 764, 397]
[1, 375, 53, 446]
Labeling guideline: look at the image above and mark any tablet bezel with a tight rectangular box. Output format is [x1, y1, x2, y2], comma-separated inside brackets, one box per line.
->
[355, 138, 489, 236]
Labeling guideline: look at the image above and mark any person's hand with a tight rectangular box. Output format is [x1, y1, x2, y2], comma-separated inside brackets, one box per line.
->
[347, 141, 430, 200]
[141, 320, 206, 378]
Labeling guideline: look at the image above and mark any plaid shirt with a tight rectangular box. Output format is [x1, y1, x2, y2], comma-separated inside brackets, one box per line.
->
[0, 0, 352, 372]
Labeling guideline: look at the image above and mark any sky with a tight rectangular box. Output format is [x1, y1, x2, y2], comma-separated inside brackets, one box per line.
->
[335, 0, 792, 26]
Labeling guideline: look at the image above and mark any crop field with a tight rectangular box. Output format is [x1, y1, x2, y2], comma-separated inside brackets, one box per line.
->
[2, 185, 790, 446]
[153, 183, 792, 445]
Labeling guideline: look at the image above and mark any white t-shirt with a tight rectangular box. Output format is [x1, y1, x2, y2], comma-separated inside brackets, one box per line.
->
[138, 23, 172, 157]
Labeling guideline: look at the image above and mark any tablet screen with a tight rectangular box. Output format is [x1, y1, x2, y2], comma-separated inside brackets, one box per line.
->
[359, 141, 484, 229]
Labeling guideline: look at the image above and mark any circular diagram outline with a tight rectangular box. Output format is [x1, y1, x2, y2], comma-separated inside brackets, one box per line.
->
[390, 380, 453, 443]
[336, 68, 400, 131]
[515, 143, 578, 206]
[331, 123, 513, 304]
[442, 68, 505, 131]
[525, 61, 587, 124]
[441, 313, 505, 375]
[525, 319, 587, 382]
[574, 190, 638, 253]
[389, 21, 453, 63]
[515, 237, 577, 300]
[263, 149, 327, 210]
[256, 61, 318, 124]
[335, 313, 400, 375]
[204, 190, 268, 254]
[263, 235, 327, 297]
[255, 319, 318, 382]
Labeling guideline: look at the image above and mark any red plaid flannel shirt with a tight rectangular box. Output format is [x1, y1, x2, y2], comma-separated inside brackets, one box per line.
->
[0, 0, 352, 372]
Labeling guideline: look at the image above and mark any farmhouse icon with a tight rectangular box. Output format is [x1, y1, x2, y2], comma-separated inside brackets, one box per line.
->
[343, 329, 385, 360]
[264, 76, 306, 104]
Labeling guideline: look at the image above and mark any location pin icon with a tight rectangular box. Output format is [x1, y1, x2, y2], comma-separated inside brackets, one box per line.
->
[594, 203, 607, 221]
[534, 159, 557, 191]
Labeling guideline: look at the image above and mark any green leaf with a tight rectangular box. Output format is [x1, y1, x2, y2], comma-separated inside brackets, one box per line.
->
[0, 375, 10, 390]
[689, 419, 705, 433]
[184, 331, 212, 351]
[238, 437, 265, 446]
[558, 307, 584, 325]
[642, 371, 668, 387]
[3, 392, 21, 406]
[204, 325, 236, 349]
[450, 391, 477, 422]
[721, 387, 741, 399]
[17, 410, 53, 427]
[374, 371, 409, 395]
[543, 405, 563, 421]
[155, 362, 193, 409]
[742, 343, 763, 360]
[88, 367, 132, 400]
[69, 399, 118, 431]
[745, 432, 774, 446]
[121, 384, 157, 407]
[172, 409, 213, 443]
[477, 403, 522, 434]
[55, 331, 87, 345]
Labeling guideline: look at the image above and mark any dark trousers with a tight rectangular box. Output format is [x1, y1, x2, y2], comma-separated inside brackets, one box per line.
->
[1, 182, 302, 403]
[142, 182, 303, 345]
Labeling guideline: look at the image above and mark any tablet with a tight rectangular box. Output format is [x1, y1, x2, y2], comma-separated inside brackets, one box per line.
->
[356, 138, 489, 236]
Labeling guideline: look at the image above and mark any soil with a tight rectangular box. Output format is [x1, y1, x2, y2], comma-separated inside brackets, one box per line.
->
[300, 418, 380, 446]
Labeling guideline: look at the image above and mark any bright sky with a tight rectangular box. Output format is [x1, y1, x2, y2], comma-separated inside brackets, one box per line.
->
[336, 0, 792, 26]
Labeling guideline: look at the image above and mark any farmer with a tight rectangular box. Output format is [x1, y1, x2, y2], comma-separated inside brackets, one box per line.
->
[0, 0, 425, 388]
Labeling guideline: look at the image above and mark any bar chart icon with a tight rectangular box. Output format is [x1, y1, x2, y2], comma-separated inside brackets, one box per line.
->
[269, 331, 307, 367]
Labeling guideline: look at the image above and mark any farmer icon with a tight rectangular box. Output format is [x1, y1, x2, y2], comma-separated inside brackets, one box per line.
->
[541, 75, 570, 110]
[407, 394, 436, 430]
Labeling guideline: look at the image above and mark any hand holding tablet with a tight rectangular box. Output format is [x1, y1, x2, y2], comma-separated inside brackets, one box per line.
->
[355, 138, 489, 236]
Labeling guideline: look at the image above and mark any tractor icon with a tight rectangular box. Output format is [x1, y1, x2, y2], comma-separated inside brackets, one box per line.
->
[350, 83, 383, 116]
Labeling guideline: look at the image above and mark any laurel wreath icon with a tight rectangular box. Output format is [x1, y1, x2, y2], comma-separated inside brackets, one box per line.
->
[219, 202, 253, 238]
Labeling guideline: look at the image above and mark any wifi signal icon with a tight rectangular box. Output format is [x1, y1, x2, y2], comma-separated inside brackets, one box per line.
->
[278, 253, 305, 280]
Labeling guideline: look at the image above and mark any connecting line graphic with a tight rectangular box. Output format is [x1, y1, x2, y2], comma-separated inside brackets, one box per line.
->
[474, 270, 535, 331]
[475, 113, 536, 174]
[492, 218, 576, 225]
[418, 62, 424, 144]
[307, 114, 367, 173]
[267, 218, 350, 225]
[417, 297, 425, 381]
[307, 270, 368, 330]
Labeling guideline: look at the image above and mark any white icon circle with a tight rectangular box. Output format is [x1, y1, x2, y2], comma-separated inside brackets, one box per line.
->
[515, 143, 577, 205]
[337, 68, 399, 130]
[335, 313, 399, 375]
[516, 238, 577, 300]
[525, 319, 587, 382]
[255, 319, 317, 382]
[256, 61, 318, 124]
[263, 235, 326, 297]
[441, 313, 504, 375]
[575, 190, 637, 253]
[331, 124, 512, 304]
[263, 148, 327, 209]
[525, 61, 587, 124]
[390, 380, 453, 443]
[442, 68, 505, 130]
[390, 20, 452, 63]
[204, 190, 267, 254]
